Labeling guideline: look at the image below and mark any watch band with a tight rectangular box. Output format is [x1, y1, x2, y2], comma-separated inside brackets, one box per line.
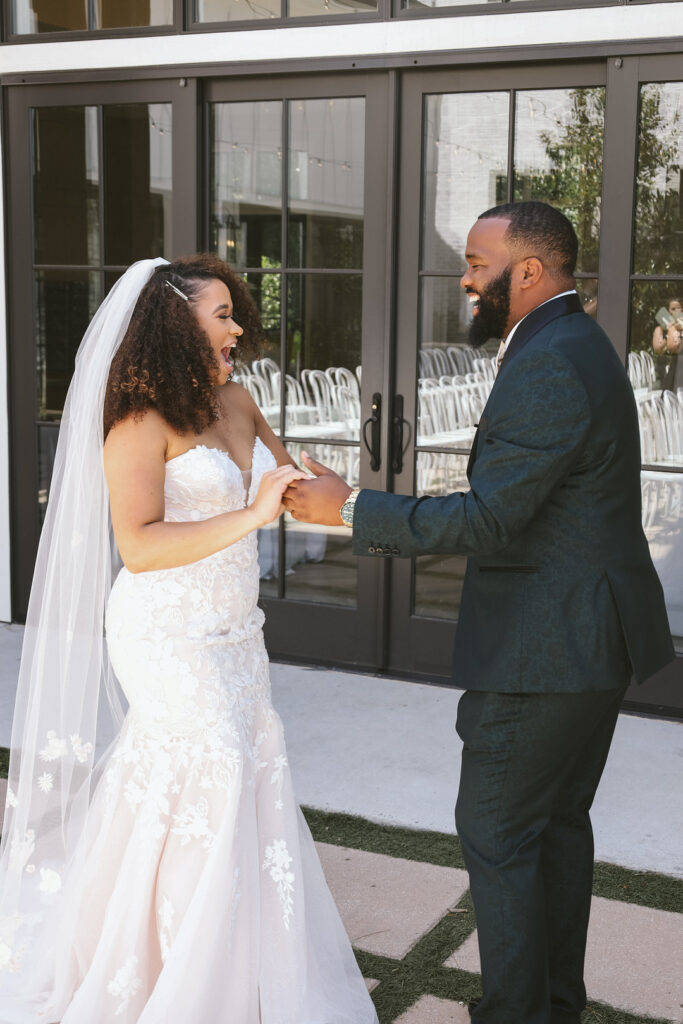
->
[339, 488, 360, 527]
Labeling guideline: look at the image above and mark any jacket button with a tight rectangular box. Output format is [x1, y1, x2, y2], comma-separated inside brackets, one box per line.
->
[391, 547, 400, 555]
[368, 545, 376, 554]
[383, 546, 392, 555]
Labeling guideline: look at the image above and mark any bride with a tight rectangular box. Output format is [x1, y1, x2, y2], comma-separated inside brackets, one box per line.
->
[0, 255, 379, 1023]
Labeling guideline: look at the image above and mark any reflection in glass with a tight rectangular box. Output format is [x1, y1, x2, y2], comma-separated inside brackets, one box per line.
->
[36, 270, 101, 420]
[417, 276, 496, 448]
[628, 282, 683, 470]
[513, 88, 604, 275]
[285, 275, 362, 439]
[12, 0, 87, 32]
[283, 442, 359, 607]
[288, 98, 365, 268]
[195, 0, 280, 21]
[288, 0, 377, 18]
[103, 104, 172, 265]
[413, 452, 469, 619]
[33, 106, 99, 266]
[641, 470, 683, 643]
[422, 92, 509, 273]
[577, 278, 598, 319]
[634, 83, 683, 276]
[97, 0, 174, 27]
[234, 273, 282, 434]
[210, 102, 283, 268]
[403, 0, 524, 7]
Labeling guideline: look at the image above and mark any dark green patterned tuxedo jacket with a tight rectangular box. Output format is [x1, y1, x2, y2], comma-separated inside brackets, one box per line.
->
[353, 293, 675, 693]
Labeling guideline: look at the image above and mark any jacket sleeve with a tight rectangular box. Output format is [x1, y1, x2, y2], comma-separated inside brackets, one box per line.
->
[352, 349, 591, 558]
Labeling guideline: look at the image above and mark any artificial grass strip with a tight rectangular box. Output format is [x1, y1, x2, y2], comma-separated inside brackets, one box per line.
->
[302, 806, 683, 914]
[0, 747, 8, 779]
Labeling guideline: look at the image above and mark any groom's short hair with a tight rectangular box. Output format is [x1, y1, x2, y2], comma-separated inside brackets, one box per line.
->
[478, 201, 578, 279]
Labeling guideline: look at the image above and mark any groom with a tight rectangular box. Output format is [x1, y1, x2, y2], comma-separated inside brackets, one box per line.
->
[283, 201, 674, 1023]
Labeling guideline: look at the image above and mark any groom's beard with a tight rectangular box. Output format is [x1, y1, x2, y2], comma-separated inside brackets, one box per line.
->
[467, 266, 512, 349]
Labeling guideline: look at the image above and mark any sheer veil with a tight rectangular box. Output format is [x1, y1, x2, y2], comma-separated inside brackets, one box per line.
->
[0, 258, 168, 989]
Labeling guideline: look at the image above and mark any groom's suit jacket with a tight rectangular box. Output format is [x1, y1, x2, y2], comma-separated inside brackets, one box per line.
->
[353, 293, 674, 692]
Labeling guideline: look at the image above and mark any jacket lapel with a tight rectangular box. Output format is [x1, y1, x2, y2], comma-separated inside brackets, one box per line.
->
[497, 291, 583, 374]
[466, 292, 584, 480]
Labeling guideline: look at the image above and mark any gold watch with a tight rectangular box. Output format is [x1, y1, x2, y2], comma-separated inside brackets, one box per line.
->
[339, 488, 360, 528]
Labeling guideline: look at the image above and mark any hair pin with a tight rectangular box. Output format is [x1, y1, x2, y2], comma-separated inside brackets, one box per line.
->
[165, 281, 189, 301]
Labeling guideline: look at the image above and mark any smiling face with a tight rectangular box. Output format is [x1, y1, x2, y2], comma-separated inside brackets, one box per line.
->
[461, 218, 517, 346]
[190, 278, 243, 385]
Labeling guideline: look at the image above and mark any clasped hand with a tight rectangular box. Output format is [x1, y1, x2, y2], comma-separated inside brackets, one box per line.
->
[282, 452, 353, 525]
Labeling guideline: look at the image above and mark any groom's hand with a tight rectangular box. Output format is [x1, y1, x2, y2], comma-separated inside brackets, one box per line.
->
[283, 452, 353, 525]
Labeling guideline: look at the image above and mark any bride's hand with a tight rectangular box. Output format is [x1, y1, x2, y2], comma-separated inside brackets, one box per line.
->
[250, 465, 309, 526]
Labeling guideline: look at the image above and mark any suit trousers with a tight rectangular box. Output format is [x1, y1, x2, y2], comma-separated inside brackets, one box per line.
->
[455, 685, 628, 1024]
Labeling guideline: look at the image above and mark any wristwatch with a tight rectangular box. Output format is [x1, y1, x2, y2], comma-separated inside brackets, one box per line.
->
[339, 488, 360, 528]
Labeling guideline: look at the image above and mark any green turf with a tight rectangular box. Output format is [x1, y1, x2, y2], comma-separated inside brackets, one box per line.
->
[0, 750, 677, 1022]
[302, 806, 683, 914]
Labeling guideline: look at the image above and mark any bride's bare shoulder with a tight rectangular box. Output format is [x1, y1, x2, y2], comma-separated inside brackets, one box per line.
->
[104, 409, 170, 465]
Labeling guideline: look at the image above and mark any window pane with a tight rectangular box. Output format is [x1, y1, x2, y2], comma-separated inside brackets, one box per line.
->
[285, 274, 362, 440]
[209, 102, 283, 269]
[103, 103, 172, 265]
[641, 471, 683, 644]
[12, 0, 87, 32]
[413, 452, 469, 619]
[287, 0, 377, 16]
[96, 0, 174, 27]
[513, 88, 605, 275]
[235, 273, 282, 435]
[417, 276, 496, 448]
[629, 280, 683, 397]
[35, 269, 101, 420]
[288, 98, 365, 268]
[33, 106, 99, 265]
[283, 442, 359, 608]
[422, 92, 509, 273]
[633, 83, 683, 276]
[194, 0, 280, 21]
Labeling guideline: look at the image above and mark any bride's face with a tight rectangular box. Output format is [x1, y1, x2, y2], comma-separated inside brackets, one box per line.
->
[192, 278, 243, 385]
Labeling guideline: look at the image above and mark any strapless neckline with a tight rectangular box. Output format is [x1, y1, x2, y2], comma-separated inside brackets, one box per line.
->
[166, 437, 263, 474]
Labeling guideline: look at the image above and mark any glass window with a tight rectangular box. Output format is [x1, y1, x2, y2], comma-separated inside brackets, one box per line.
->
[414, 84, 605, 621]
[210, 102, 283, 269]
[11, 0, 173, 32]
[33, 106, 99, 266]
[31, 102, 173, 519]
[102, 104, 173, 265]
[195, 0, 376, 20]
[288, 98, 364, 269]
[627, 80, 683, 650]
[211, 94, 365, 607]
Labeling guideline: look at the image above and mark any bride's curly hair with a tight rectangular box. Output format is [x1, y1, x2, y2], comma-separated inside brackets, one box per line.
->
[104, 254, 263, 438]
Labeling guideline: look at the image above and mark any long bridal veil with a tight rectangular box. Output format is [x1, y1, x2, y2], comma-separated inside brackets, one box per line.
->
[0, 258, 167, 993]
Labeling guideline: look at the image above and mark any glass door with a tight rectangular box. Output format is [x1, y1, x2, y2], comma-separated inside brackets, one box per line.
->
[204, 74, 392, 666]
[6, 78, 199, 619]
[389, 64, 607, 677]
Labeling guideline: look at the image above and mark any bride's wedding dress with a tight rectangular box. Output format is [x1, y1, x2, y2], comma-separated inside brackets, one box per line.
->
[22, 438, 377, 1023]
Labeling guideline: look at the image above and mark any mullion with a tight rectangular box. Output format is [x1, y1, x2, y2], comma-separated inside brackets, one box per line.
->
[507, 89, 516, 204]
[277, 98, 289, 602]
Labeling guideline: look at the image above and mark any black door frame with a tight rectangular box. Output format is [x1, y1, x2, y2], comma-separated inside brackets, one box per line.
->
[389, 59, 683, 715]
[5, 76, 200, 619]
[203, 72, 394, 668]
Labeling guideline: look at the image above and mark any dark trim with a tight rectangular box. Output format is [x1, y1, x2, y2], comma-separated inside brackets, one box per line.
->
[394, 0, 619, 16]
[596, 56, 640, 363]
[2, 25, 179, 45]
[4, 37, 683, 88]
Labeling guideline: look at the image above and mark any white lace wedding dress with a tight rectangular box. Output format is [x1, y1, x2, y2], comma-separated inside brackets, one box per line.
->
[24, 438, 377, 1024]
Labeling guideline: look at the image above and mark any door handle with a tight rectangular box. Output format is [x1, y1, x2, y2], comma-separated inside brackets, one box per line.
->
[362, 393, 382, 472]
[392, 394, 412, 474]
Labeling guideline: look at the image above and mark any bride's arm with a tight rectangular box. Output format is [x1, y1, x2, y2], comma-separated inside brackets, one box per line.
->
[104, 412, 304, 574]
